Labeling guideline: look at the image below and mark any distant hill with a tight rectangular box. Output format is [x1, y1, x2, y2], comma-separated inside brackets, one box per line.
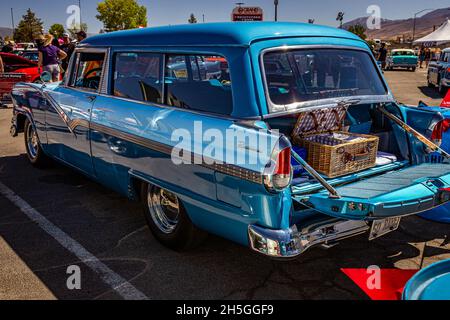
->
[343, 7, 450, 41]
[0, 27, 13, 39]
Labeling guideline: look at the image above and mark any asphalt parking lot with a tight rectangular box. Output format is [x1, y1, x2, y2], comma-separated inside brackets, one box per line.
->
[0, 68, 449, 300]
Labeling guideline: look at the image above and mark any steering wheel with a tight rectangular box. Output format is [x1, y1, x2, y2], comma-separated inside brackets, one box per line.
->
[82, 68, 102, 90]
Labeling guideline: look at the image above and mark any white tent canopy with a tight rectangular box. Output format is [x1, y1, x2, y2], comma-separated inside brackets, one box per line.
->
[414, 19, 450, 46]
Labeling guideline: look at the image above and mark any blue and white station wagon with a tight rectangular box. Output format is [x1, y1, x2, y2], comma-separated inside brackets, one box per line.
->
[10, 23, 450, 258]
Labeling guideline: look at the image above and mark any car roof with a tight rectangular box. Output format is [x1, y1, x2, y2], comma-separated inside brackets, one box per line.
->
[82, 22, 362, 47]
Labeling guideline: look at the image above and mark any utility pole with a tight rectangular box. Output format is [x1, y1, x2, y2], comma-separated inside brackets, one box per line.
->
[203, 14, 205, 23]
[78, 0, 82, 31]
[10, 8, 15, 40]
[274, 0, 279, 22]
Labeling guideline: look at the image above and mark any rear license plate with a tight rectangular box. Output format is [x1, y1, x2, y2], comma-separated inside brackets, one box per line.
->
[369, 217, 401, 240]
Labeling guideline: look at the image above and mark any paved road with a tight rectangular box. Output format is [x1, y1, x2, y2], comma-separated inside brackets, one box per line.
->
[384, 68, 444, 106]
[0, 69, 449, 300]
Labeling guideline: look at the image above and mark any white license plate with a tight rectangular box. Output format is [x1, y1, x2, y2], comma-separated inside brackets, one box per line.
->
[369, 217, 401, 240]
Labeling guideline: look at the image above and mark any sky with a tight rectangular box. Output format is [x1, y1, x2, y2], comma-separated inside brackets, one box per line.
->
[1, 0, 450, 33]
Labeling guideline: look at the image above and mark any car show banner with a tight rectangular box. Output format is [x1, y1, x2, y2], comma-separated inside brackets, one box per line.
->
[232, 6, 263, 21]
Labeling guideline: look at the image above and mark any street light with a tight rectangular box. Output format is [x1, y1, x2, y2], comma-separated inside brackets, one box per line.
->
[274, 0, 279, 22]
[412, 8, 434, 46]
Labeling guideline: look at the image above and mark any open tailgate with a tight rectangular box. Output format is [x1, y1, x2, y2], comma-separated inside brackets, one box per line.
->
[293, 163, 450, 220]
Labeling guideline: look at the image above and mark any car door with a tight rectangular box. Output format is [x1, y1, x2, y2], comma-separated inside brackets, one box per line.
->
[45, 49, 108, 176]
[90, 52, 222, 198]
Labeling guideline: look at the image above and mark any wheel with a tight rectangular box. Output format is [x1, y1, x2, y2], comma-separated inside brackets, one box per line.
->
[24, 119, 49, 167]
[411, 67, 416, 72]
[141, 183, 207, 251]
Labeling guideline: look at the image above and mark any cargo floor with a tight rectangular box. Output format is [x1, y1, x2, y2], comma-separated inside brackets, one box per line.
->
[335, 163, 450, 199]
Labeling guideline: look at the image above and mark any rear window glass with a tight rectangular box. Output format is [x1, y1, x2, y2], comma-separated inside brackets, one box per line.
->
[263, 49, 387, 111]
[165, 55, 233, 116]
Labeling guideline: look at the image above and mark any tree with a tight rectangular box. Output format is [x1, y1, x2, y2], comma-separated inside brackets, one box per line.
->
[188, 13, 197, 24]
[67, 22, 88, 38]
[49, 24, 65, 39]
[96, 0, 147, 32]
[13, 8, 44, 42]
[347, 24, 367, 40]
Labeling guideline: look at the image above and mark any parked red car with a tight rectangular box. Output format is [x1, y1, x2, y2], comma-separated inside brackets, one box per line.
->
[0, 52, 40, 104]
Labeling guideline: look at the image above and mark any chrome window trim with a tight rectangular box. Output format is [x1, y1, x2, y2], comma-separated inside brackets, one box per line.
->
[108, 50, 237, 119]
[91, 91, 260, 121]
[65, 47, 109, 94]
[258, 44, 395, 115]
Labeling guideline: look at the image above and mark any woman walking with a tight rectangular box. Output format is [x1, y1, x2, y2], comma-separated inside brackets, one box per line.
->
[38, 34, 67, 82]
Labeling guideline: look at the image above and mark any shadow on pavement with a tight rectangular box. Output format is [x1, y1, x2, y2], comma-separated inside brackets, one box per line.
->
[0, 153, 449, 300]
[418, 86, 444, 100]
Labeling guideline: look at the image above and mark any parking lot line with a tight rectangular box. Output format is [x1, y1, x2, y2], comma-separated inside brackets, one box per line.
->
[0, 181, 149, 300]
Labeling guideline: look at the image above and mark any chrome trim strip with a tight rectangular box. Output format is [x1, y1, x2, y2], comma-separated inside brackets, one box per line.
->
[86, 121, 264, 184]
[99, 48, 111, 95]
[258, 44, 395, 115]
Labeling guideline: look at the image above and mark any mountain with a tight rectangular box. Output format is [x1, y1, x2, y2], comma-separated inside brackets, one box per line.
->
[343, 7, 450, 41]
[0, 27, 13, 39]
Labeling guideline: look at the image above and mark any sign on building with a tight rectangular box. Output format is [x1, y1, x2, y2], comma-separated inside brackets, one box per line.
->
[232, 6, 263, 22]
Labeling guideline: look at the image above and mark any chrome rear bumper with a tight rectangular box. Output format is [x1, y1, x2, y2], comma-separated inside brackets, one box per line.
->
[248, 219, 370, 258]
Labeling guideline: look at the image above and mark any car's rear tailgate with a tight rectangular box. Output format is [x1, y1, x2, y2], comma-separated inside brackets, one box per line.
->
[293, 163, 450, 220]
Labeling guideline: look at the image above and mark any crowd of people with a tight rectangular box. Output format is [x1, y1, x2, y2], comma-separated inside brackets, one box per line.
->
[375, 42, 442, 70]
[0, 30, 87, 82]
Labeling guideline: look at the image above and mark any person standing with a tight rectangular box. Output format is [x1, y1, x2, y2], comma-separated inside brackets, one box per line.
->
[424, 48, 431, 68]
[38, 34, 67, 82]
[419, 46, 426, 68]
[377, 43, 388, 69]
[60, 33, 75, 72]
[75, 31, 87, 43]
[1, 41, 13, 53]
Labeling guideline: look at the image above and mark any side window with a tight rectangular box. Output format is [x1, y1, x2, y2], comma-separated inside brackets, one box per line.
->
[113, 52, 163, 104]
[71, 52, 105, 91]
[164, 54, 233, 116]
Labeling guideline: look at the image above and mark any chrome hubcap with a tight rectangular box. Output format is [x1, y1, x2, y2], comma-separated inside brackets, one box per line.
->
[27, 124, 39, 159]
[147, 187, 180, 234]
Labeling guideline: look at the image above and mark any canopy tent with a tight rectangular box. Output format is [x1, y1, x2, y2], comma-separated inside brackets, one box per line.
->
[414, 19, 450, 46]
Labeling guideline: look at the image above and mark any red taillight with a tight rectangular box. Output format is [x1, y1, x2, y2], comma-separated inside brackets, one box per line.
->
[264, 146, 292, 192]
[275, 148, 291, 175]
[432, 119, 450, 141]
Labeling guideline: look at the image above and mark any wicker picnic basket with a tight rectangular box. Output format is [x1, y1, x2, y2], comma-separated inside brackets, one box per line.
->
[292, 106, 379, 178]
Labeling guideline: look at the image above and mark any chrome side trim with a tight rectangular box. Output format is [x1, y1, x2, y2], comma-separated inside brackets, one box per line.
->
[87, 122, 264, 184]
[99, 48, 111, 95]
[248, 219, 370, 258]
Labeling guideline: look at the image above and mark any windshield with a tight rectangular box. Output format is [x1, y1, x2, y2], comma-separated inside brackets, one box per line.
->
[263, 48, 387, 112]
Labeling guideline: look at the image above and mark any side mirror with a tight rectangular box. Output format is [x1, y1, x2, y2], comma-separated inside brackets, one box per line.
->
[40, 71, 52, 83]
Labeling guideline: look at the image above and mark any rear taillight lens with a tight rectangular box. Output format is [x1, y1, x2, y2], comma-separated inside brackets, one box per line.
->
[431, 119, 450, 146]
[264, 142, 292, 192]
